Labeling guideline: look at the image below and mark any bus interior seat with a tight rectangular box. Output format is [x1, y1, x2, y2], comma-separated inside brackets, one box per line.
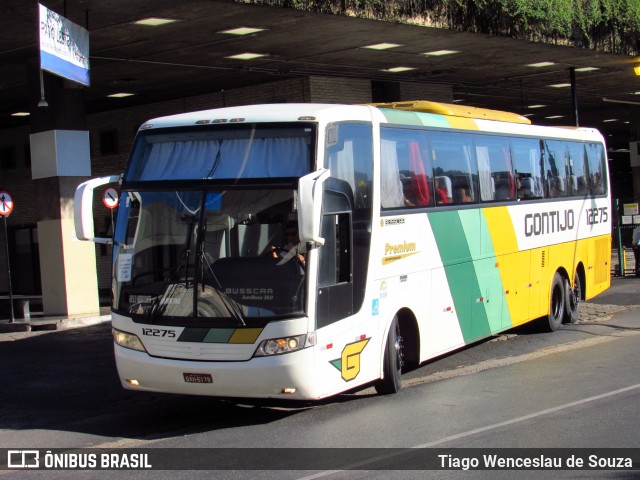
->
[210, 257, 304, 314]
[494, 177, 512, 200]
[521, 177, 535, 192]
[568, 175, 578, 193]
[435, 175, 452, 204]
[576, 176, 589, 195]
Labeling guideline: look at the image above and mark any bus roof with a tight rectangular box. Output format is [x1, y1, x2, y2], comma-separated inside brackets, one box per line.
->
[367, 100, 532, 125]
[139, 103, 373, 130]
[369, 100, 605, 143]
[138, 101, 605, 144]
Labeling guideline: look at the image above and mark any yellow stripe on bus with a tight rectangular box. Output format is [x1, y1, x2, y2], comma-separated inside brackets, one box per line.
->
[482, 206, 518, 255]
[228, 328, 263, 344]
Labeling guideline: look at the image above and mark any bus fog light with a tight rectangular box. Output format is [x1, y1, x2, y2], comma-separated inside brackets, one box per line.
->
[126, 379, 141, 387]
[254, 334, 307, 357]
[113, 328, 147, 352]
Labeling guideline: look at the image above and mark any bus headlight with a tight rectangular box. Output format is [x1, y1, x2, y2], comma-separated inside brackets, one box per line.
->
[254, 334, 311, 357]
[113, 328, 147, 353]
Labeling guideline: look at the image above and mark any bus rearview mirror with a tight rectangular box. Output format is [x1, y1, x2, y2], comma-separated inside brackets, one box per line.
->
[74, 174, 121, 244]
[298, 169, 330, 246]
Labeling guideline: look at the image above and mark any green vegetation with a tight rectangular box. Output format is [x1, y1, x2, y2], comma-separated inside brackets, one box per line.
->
[241, 0, 640, 54]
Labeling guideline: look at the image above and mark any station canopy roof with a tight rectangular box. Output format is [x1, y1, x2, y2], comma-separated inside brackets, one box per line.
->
[3, 1, 639, 152]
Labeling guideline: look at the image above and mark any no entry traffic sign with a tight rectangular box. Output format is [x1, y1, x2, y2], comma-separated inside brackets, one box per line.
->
[0, 191, 14, 217]
[103, 187, 119, 209]
[1, 190, 15, 321]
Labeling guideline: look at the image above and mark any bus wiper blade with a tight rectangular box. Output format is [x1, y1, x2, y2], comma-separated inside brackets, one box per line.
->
[199, 250, 246, 327]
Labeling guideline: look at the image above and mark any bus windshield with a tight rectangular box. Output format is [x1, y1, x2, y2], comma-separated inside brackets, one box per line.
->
[113, 188, 306, 323]
[124, 124, 313, 182]
[112, 124, 314, 323]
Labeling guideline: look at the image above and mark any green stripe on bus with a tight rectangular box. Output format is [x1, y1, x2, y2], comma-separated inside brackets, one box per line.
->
[203, 328, 235, 343]
[380, 109, 450, 128]
[414, 112, 451, 128]
[429, 210, 506, 342]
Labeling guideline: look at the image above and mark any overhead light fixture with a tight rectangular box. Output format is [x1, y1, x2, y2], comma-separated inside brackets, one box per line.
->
[423, 50, 460, 56]
[575, 67, 600, 72]
[381, 66, 416, 73]
[523, 113, 535, 117]
[225, 52, 267, 60]
[363, 43, 402, 50]
[549, 83, 571, 88]
[603, 119, 618, 123]
[108, 92, 135, 98]
[11, 112, 30, 117]
[545, 115, 564, 119]
[132, 17, 179, 26]
[218, 27, 265, 36]
[603, 97, 640, 106]
[527, 104, 546, 109]
[526, 61, 556, 68]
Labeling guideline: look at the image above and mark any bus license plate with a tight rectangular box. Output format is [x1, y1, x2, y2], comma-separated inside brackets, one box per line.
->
[183, 373, 213, 384]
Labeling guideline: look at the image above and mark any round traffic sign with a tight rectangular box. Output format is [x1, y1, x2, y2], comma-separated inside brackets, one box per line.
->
[103, 187, 119, 209]
[0, 191, 14, 217]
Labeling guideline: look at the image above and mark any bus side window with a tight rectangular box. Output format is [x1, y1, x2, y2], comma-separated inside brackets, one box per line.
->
[380, 138, 406, 208]
[564, 141, 588, 196]
[586, 142, 607, 195]
[543, 140, 569, 198]
[430, 132, 478, 205]
[511, 138, 543, 199]
[474, 136, 514, 202]
[380, 128, 434, 209]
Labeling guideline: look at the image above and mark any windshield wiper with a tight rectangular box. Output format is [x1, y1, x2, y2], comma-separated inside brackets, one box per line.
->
[198, 220, 247, 327]
[145, 214, 198, 322]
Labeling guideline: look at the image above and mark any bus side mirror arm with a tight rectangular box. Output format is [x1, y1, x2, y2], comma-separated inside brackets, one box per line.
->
[74, 174, 121, 244]
[298, 169, 329, 246]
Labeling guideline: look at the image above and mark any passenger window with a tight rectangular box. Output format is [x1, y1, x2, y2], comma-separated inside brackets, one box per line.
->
[430, 132, 478, 205]
[474, 136, 515, 202]
[511, 138, 544, 199]
[565, 142, 589, 196]
[326, 123, 372, 209]
[543, 141, 569, 198]
[585, 143, 607, 195]
[380, 128, 434, 208]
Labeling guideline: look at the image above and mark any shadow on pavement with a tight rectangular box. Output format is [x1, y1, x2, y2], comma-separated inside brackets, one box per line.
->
[0, 324, 308, 441]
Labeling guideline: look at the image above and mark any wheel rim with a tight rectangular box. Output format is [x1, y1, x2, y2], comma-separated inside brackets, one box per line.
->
[570, 274, 581, 311]
[393, 322, 403, 372]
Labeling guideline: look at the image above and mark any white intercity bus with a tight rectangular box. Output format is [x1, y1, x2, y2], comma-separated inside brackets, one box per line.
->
[74, 101, 611, 400]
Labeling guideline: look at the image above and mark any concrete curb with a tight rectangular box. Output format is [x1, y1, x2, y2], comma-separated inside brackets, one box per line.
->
[0, 314, 111, 333]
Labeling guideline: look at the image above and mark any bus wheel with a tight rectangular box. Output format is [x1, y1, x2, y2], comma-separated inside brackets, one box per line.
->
[540, 272, 565, 332]
[563, 272, 581, 324]
[375, 316, 403, 395]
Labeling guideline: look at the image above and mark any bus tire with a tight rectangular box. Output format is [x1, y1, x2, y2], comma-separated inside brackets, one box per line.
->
[375, 316, 403, 395]
[540, 272, 565, 332]
[563, 272, 581, 324]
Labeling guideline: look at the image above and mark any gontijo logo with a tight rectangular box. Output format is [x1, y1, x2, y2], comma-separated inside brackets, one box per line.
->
[330, 338, 370, 381]
[383, 240, 417, 265]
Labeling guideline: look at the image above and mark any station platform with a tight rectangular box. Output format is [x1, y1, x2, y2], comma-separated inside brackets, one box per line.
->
[0, 305, 111, 335]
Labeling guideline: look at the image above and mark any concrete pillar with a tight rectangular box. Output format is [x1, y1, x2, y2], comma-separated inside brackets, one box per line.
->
[29, 68, 100, 317]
